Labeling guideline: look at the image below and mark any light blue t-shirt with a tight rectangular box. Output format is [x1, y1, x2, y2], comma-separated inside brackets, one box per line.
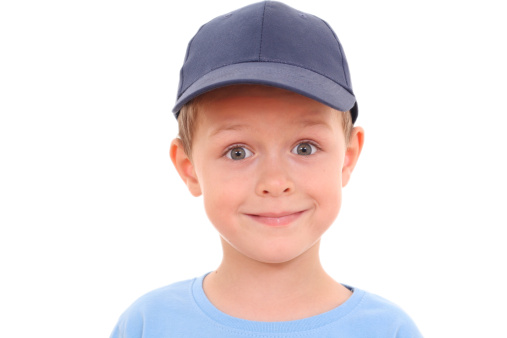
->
[110, 274, 422, 337]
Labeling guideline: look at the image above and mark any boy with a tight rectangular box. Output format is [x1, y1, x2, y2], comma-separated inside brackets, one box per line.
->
[111, 1, 422, 337]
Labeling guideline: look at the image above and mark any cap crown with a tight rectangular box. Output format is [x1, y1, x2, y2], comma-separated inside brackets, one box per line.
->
[174, 1, 357, 122]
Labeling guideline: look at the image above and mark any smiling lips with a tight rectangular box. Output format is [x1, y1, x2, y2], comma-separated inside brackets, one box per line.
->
[246, 210, 305, 226]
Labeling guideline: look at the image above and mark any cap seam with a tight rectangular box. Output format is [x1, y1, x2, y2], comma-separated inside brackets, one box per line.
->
[258, 1, 268, 61]
[321, 19, 350, 88]
[179, 25, 206, 96]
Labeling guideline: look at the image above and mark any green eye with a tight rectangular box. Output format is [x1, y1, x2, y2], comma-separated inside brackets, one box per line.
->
[292, 142, 317, 156]
[227, 147, 253, 160]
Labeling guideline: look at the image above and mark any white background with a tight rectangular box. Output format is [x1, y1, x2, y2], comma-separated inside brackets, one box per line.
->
[1, 0, 506, 337]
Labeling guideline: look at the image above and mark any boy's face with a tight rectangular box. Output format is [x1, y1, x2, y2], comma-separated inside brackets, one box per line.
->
[171, 85, 363, 264]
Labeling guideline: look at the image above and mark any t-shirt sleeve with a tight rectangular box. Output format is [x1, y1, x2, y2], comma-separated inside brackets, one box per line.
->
[109, 305, 144, 338]
[395, 313, 423, 338]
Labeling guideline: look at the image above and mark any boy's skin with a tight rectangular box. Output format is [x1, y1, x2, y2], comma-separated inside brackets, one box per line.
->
[170, 84, 364, 322]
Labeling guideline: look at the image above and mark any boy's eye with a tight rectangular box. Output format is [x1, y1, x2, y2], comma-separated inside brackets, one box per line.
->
[226, 146, 253, 160]
[292, 142, 317, 156]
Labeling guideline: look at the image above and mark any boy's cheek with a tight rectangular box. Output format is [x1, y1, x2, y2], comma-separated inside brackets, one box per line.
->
[199, 170, 238, 202]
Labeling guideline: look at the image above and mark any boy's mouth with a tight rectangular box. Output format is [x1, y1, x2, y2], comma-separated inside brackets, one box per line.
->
[245, 210, 305, 227]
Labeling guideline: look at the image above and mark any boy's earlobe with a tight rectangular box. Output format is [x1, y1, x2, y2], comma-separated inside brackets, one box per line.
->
[170, 138, 202, 197]
[342, 127, 364, 187]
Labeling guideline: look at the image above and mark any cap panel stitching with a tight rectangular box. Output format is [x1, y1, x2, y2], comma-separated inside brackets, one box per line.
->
[321, 19, 350, 88]
[258, 1, 268, 61]
[178, 25, 205, 97]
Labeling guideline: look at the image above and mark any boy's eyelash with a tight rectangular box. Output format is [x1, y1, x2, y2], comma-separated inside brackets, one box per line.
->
[223, 140, 322, 156]
[223, 144, 250, 156]
[296, 140, 322, 151]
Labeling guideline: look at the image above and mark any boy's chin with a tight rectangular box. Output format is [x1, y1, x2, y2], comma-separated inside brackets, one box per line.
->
[225, 239, 321, 266]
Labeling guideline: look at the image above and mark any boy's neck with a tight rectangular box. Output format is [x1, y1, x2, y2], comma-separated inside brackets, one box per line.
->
[202, 239, 352, 322]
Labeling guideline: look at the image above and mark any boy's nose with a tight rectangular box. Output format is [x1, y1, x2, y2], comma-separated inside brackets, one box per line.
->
[255, 161, 295, 197]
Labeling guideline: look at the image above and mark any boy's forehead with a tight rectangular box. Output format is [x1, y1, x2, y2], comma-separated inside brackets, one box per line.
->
[197, 84, 344, 113]
[195, 85, 342, 131]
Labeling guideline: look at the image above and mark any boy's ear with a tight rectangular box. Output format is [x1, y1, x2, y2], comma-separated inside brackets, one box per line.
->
[342, 126, 364, 187]
[170, 138, 202, 197]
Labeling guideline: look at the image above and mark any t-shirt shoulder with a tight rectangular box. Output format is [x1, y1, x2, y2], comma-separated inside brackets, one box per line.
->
[110, 279, 194, 338]
[128, 279, 192, 312]
[354, 291, 422, 337]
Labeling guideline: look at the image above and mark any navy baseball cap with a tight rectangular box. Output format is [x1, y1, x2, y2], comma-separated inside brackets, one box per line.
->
[173, 1, 358, 123]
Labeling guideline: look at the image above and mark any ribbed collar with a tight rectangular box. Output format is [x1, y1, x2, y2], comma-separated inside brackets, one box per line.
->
[191, 273, 365, 334]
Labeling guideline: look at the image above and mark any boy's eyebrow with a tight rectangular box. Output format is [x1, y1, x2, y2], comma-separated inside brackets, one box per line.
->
[296, 119, 333, 130]
[208, 124, 247, 138]
[209, 119, 333, 138]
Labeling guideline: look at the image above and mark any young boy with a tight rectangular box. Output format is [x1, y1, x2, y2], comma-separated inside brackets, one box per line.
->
[111, 1, 422, 337]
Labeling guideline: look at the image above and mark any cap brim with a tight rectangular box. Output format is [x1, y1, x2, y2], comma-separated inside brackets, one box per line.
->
[173, 62, 357, 122]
